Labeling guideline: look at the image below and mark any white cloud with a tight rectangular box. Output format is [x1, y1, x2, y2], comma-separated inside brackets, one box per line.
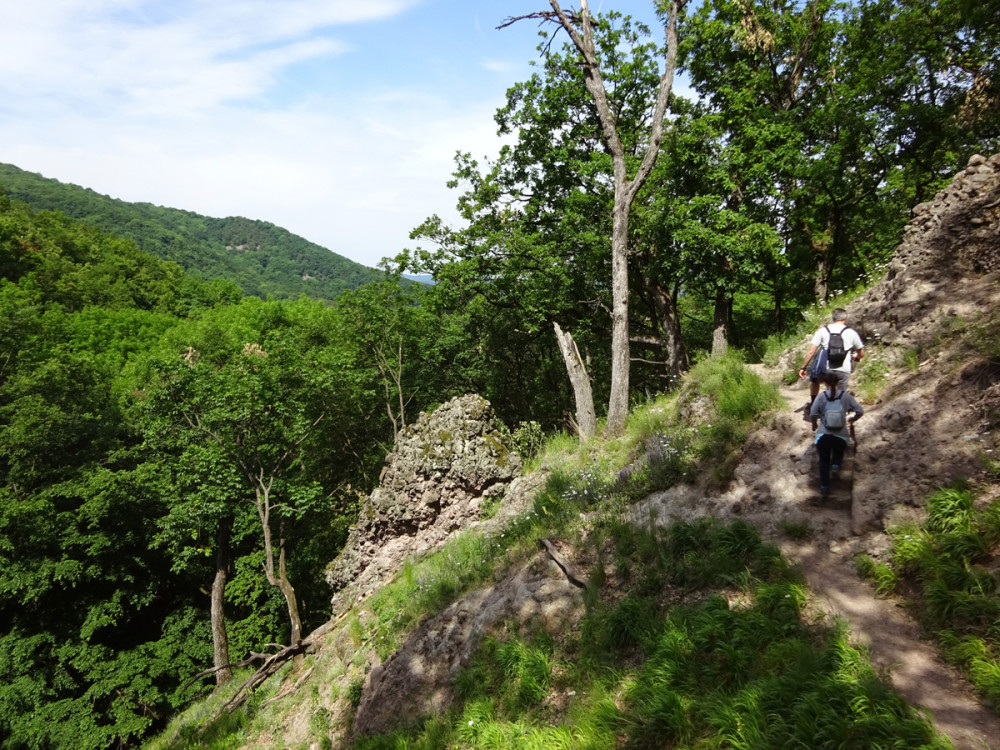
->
[1, 0, 626, 267]
[480, 58, 518, 74]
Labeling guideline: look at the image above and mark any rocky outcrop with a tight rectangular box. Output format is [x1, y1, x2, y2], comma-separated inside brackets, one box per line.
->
[849, 153, 1000, 348]
[326, 395, 523, 613]
[841, 154, 1000, 530]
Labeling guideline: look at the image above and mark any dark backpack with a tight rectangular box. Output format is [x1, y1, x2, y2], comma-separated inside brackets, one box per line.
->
[825, 326, 850, 368]
[824, 391, 846, 429]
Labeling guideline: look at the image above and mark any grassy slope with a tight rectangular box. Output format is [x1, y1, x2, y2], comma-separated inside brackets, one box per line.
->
[147, 337, 1000, 749]
[0, 162, 380, 301]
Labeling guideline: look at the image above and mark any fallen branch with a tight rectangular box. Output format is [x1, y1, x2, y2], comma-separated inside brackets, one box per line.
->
[262, 666, 314, 706]
[221, 640, 309, 712]
[180, 645, 286, 693]
[540, 538, 587, 589]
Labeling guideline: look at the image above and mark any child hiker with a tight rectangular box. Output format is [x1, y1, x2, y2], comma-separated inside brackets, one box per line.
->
[810, 371, 863, 497]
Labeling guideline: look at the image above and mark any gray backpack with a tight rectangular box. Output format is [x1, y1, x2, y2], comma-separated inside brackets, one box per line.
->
[824, 391, 846, 429]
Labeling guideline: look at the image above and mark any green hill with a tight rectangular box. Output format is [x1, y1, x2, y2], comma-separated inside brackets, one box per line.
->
[0, 163, 379, 301]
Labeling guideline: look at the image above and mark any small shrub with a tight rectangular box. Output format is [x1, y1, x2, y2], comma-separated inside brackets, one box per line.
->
[853, 355, 891, 402]
[925, 485, 976, 534]
[346, 674, 365, 708]
[968, 317, 1000, 365]
[855, 554, 898, 596]
[510, 420, 545, 461]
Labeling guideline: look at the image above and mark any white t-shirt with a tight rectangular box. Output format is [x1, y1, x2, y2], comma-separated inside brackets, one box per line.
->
[811, 323, 864, 373]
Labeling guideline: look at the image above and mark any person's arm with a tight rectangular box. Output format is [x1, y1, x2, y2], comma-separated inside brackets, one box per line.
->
[809, 393, 825, 429]
[799, 343, 819, 379]
[848, 395, 864, 421]
[849, 330, 864, 362]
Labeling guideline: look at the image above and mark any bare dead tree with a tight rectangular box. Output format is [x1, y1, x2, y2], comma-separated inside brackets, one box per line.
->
[502, 0, 686, 435]
[553, 322, 597, 438]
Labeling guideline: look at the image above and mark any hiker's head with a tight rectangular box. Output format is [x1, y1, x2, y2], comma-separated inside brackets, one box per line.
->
[822, 372, 841, 389]
[832, 308, 848, 323]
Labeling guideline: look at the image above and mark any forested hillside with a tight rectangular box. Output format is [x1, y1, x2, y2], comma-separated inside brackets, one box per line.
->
[1, 0, 998, 747]
[0, 195, 470, 747]
[0, 163, 379, 301]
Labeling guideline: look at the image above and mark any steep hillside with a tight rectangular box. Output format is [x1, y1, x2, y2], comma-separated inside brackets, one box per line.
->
[0, 163, 379, 301]
[152, 155, 1000, 749]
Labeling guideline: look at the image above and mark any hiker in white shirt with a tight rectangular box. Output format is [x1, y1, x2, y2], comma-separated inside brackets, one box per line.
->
[798, 308, 865, 406]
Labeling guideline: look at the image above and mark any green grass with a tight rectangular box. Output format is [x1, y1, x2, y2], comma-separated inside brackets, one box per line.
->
[852, 352, 891, 402]
[684, 353, 783, 484]
[857, 483, 1000, 711]
[355, 520, 949, 749]
[143, 666, 279, 750]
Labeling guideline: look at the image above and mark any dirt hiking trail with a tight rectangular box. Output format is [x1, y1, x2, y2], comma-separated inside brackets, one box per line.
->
[769, 368, 1000, 750]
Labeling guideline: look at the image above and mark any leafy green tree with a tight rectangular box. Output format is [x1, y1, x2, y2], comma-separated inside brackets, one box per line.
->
[405, 6, 689, 433]
[129, 297, 374, 679]
[0, 198, 306, 745]
[0, 307, 212, 748]
[680, 0, 1000, 312]
[501, 0, 686, 434]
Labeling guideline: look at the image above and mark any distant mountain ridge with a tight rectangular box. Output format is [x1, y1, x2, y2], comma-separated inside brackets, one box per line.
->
[0, 162, 379, 301]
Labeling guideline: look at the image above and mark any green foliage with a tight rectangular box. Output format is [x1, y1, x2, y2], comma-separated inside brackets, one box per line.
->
[0, 197, 399, 748]
[359, 520, 945, 749]
[685, 353, 783, 483]
[347, 675, 366, 709]
[852, 352, 891, 402]
[508, 421, 546, 462]
[856, 554, 899, 596]
[0, 162, 380, 301]
[876, 485, 1000, 710]
[779, 519, 811, 540]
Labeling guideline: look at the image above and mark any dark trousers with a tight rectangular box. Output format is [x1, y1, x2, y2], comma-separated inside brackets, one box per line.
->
[815, 434, 846, 487]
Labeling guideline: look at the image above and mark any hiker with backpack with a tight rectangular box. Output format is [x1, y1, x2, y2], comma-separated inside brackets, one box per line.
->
[810, 371, 863, 496]
[798, 308, 865, 406]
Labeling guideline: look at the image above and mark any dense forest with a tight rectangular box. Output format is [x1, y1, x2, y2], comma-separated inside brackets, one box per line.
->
[1, 0, 997, 746]
[0, 163, 380, 301]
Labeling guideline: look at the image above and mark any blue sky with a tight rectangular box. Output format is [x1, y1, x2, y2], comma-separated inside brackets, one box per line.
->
[0, 1, 673, 268]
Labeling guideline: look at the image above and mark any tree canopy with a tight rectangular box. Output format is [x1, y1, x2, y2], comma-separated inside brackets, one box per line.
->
[1, 0, 998, 745]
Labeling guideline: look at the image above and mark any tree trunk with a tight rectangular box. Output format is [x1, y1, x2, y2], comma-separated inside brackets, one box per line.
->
[643, 275, 688, 381]
[544, 0, 684, 436]
[275, 524, 302, 645]
[771, 266, 785, 330]
[553, 322, 597, 438]
[605, 198, 632, 434]
[211, 516, 233, 686]
[712, 288, 729, 356]
[256, 479, 303, 644]
[810, 214, 840, 302]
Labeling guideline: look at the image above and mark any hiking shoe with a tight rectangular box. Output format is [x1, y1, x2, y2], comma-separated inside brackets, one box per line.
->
[820, 486, 830, 497]
[831, 465, 840, 478]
